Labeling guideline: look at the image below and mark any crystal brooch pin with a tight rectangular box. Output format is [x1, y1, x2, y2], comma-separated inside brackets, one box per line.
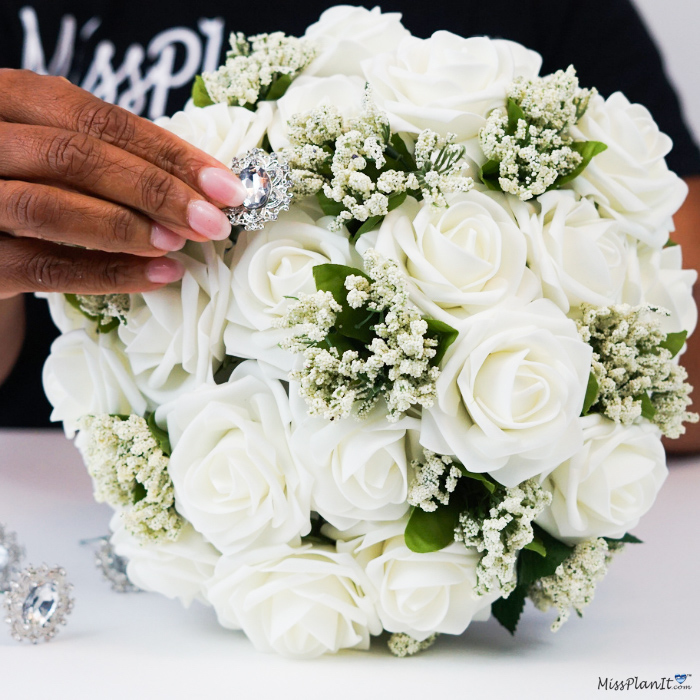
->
[225, 148, 293, 231]
[94, 537, 139, 594]
[4, 564, 74, 643]
[0, 523, 24, 593]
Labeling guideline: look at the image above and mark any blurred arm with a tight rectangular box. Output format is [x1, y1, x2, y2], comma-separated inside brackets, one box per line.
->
[0, 294, 25, 387]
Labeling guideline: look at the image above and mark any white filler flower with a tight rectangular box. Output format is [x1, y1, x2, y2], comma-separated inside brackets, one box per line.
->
[537, 414, 667, 544]
[421, 299, 592, 486]
[206, 543, 382, 658]
[163, 361, 312, 555]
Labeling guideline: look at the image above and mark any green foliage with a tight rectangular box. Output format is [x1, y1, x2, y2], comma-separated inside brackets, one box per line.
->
[147, 412, 171, 456]
[582, 372, 600, 416]
[491, 586, 527, 635]
[64, 294, 120, 333]
[555, 141, 607, 187]
[660, 330, 687, 358]
[404, 502, 462, 553]
[192, 75, 214, 107]
[479, 159, 502, 191]
[264, 73, 293, 101]
[639, 392, 657, 421]
[317, 190, 345, 217]
[605, 533, 643, 544]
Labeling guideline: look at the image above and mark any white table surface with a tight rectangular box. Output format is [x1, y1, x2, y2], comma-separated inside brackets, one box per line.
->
[0, 428, 698, 700]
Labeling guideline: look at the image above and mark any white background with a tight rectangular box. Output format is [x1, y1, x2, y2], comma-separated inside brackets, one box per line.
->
[634, 0, 700, 141]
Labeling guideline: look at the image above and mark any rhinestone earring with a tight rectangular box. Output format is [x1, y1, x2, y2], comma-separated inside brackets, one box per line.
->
[4, 564, 74, 643]
[224, 149, 293, 231]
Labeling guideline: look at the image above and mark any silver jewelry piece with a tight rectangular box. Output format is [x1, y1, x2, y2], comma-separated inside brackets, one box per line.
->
[4, 564, 74, 643]
[225, 148, 293, 231]
[0, 524, 24, 593]
[95, 537, 139, 593]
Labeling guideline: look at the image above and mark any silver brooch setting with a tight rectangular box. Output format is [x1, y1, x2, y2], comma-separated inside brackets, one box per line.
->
[0, 523, 24, 593]
[4, 564, 74, 643]
[225, 149, 293, 231]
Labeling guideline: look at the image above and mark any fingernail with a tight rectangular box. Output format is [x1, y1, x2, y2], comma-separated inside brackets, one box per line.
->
[146, 258, 185, 284]
[187, 200, 231, 240]
[151, 223, 186, 251]
[199, 167, 247, 207]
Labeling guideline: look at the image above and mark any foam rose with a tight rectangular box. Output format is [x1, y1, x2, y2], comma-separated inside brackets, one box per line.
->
[537, 415, 667, 544]
[162, 361, 311, 555]
[421, 299, 592, 486]
[206, 543, 382, 658]
[570, 93, 688, 247]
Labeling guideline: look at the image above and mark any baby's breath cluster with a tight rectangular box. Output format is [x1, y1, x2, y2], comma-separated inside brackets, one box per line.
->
[579, 304, 698, 437]
[407, 450, 462, 513]
[201, 32, 315, 107]
[278, 250, 441, 422]
[480, 66, 596, 200]
[67, 293, 130, 331]
[529, 538, 622, 631]
[79, 414, 183, 543]
[284, 88, 472, 231]
[455, 479, 551, 596]
[388, 633, 439, 657]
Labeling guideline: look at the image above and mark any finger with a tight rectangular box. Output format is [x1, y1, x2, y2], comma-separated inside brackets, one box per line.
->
[0, 70, 246, 207]
[0, 122, 232, 242]
[0, 234, 185, 296]
[0, 180, 187, 256]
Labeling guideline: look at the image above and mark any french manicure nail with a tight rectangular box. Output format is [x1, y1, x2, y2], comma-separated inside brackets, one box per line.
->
[199, 167, 247, 207]
[187, 200, 231, 240]
[146, 258, 185, 284]
[151, 223, 186, 251]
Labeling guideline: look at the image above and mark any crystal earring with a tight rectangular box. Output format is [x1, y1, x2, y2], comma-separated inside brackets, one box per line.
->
[0, 523, 24, 593]
[225, 148, 293, 231]
[81, 536, 139, 593]
[4, 564, 74, 643]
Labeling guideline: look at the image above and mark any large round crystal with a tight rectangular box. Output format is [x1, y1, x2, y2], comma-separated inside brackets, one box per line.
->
[22, 582, 59, 627]
[0, 545, 9, 570]
[239, 166, 271, 210]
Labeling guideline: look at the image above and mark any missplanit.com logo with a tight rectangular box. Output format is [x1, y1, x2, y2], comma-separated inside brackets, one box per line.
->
[597, 673, 693, 691]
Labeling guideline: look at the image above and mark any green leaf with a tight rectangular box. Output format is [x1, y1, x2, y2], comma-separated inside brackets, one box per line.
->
[523, 536, 547, 557]
[132, 482, 147, 504]
[506, 98, 527, 134]
[386, 133, 417, 171]
[555, 140, 607, 187]
[455, 465, 496, 494]
[264, 73, 293, 101]
[582, 372, 600, 416]
[605, 533, 643, 544]
[317, 190, 344, 217]
[425, 318, 459, 366]
[664, 237, 679, 248]
[387, 191, 408, 212]
[313, 263, 376, 344]
[639, 392, 656, 420]
[479, 158, 502, 191]
[404, 502, 462, 553]
[192, 75, 214, 107]
[660, 330, 687, 358]
[353, 215, 383, 239]
[491, 586, 527, 635]
[64, 294, 120, 333]
[146, 411, 171, 456]
[517, 524, 573, 587]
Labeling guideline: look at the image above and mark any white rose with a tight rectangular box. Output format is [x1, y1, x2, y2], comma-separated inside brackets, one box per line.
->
[43, 329, 146, 437]
[570, 93, 688, 247]
[359, 192, 538, 323]
[224, 209, 358, 370]
[35, 293, 90, 333]
[118, 241, 232, 406]
[303, 5, 409, 78]
[290, 395, 420, 529]
[110, 513, 219, 607]
[266, 74, 366, 151]
[623, 243, 697, 335]
[516, 190, 632, 314]
[362, 33, 541, 150]
[338, 520, 497, 641]
[421, 299, 592, 486]
[162, 361, 311, 555]
[206, 543, 382, 658]
[537, 415, 667, 544]
[155, 101, 273, 165]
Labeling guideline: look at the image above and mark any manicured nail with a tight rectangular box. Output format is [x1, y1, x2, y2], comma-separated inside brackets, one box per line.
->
[146, 258, 185, 284]
[151, 223, 186, 251]
[199, 167, 247, 207]
[187, 200, 231, 240]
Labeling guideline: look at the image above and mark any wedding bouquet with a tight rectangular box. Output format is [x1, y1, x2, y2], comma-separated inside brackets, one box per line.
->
[41, 5, 697, 658]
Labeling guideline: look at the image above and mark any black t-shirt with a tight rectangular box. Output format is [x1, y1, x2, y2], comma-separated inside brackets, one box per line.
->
[1, 0, 699, 427]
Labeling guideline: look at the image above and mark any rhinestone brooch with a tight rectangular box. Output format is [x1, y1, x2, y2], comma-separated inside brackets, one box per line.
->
[0, 524, 24, 593]
[94, 537, 139, 594]
[4, 564, 74, 643]
[225, 149, 293, 231]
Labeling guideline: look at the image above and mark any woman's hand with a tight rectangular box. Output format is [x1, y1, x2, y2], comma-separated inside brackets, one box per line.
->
[0, 69, 246, 298]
